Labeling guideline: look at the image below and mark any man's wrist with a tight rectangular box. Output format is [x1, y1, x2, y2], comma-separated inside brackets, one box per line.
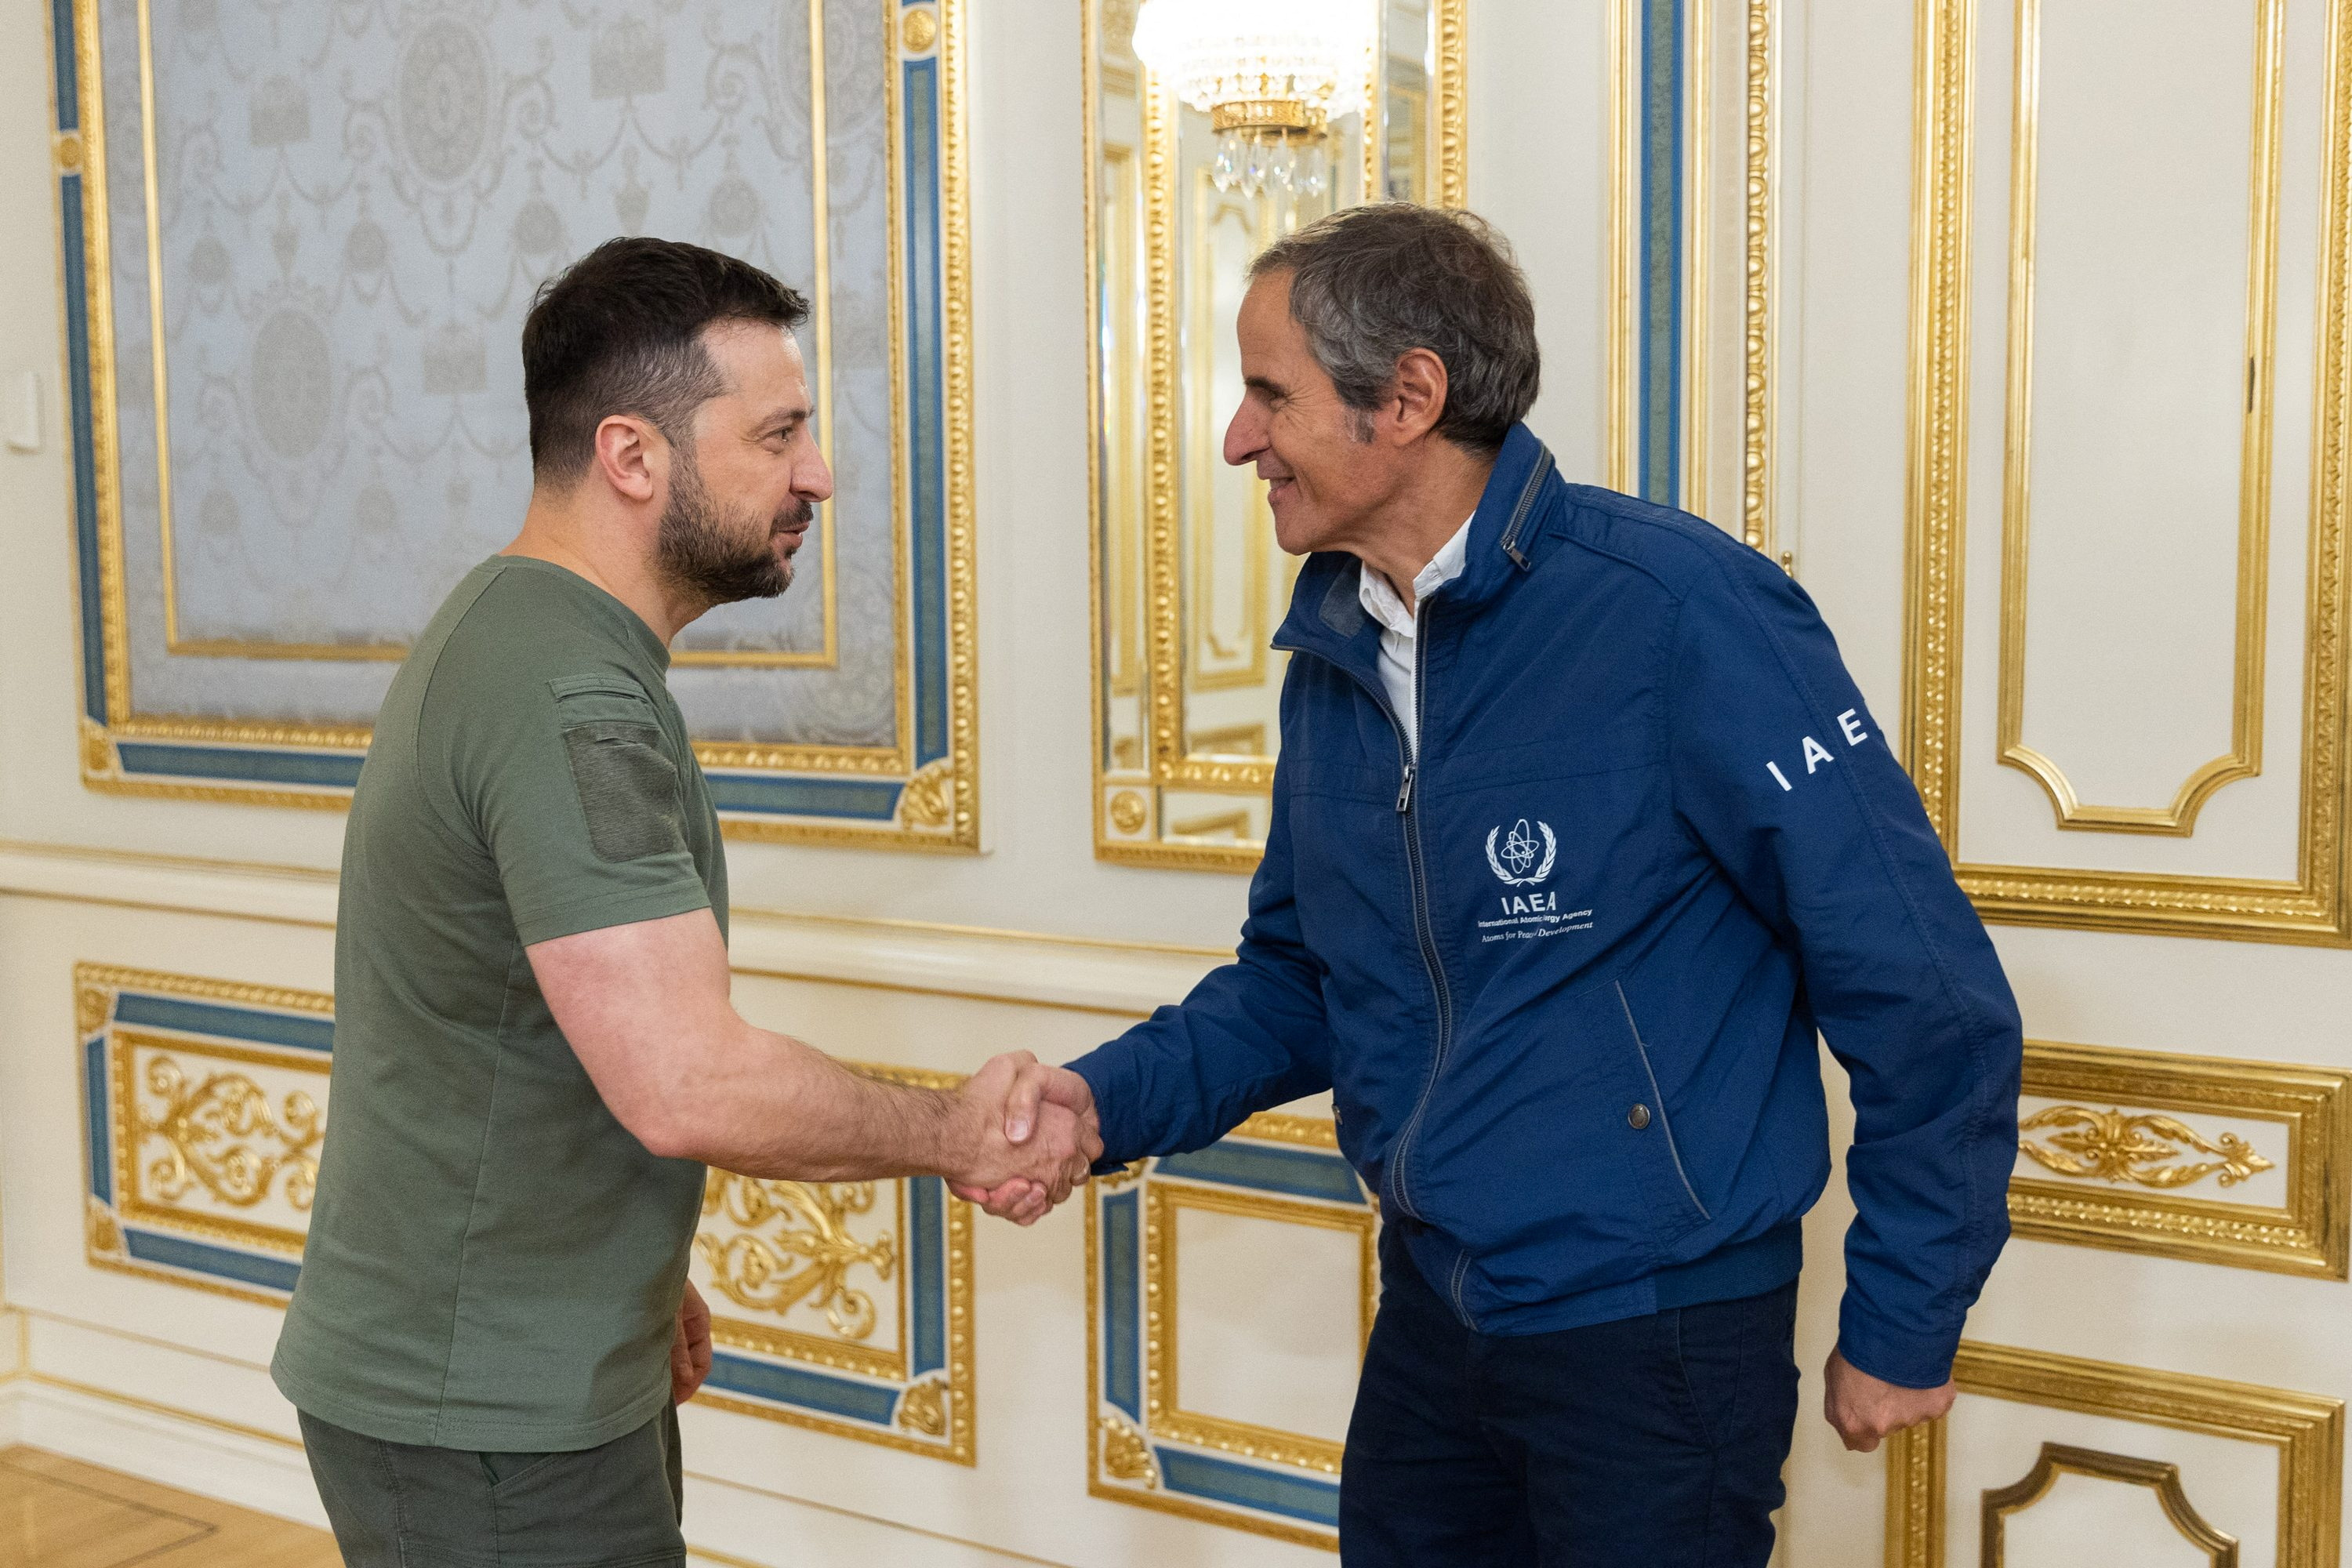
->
[931, 1083, 991, 1186]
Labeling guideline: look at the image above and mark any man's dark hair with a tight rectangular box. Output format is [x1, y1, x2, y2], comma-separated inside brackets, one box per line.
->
[1249, 204, 1540, 454]
[522, 237, 809, 481]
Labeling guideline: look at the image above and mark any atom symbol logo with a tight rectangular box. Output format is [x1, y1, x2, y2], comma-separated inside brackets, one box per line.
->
[1484, 818, 1558, 887]
[1501, 820, 1541, 876]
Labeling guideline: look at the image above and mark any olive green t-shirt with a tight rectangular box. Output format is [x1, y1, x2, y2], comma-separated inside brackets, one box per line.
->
[272, 556, 726, 1452]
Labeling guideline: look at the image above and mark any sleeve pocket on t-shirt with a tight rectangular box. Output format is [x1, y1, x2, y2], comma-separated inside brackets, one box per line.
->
[550, 678, 687, 864]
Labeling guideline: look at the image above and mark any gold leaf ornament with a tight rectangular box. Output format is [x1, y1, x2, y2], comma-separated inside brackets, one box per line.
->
[76, 985, 113, 1038]
[1100, 1414, 1159, 1486]
[2019, 1105, 2276, 1189]
[897, 1378, 949, 1436]
[139, 1057, 323, 1209]
[696, 1174, 895, 1338]
[898, 760, 954, 829]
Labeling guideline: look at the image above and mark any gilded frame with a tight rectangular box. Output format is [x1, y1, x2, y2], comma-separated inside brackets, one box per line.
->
[1993, 0, 2282, 836]
[1980, 1443, 2239, 1567]
[1083, 0, 1470, 873]
[2008, 1040, 2349, 1280]
[1886, 1342, 2344, 1568]
[1900, 0, 2352, 939]
[45, 0, 979, 851]
[1606, 0, 1781, 564]
[693, 1060, 978, 1465]
[76, 962, 333, 1308]
[1083, 1111, 1376, 1551]
[73, 963, 978, 1461]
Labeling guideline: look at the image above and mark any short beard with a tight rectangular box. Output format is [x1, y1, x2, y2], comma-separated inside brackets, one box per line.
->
[655, 442, 808, 608]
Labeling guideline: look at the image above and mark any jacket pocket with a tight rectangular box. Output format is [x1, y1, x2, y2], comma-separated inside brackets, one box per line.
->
[1615, 980, 1711, 1228]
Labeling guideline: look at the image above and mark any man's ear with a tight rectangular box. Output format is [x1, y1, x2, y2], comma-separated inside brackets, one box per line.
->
[591, 414, 660, 504]
[1383, 347, 1450, 445]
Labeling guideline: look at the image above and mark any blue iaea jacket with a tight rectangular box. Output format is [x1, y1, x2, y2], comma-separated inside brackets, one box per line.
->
[1068, 424, 2022, 1388]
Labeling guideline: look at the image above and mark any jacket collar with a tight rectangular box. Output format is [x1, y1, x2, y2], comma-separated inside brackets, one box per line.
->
[1273, 423, 1559, 670]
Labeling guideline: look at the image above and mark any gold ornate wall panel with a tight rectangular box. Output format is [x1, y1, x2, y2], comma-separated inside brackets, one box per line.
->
[691, 1061, 977, 1463]
[2008, 1040, 2349, 1279]
[48, 0, 980, 851]
[73, 963, 975, 1459]
[1901, 0, 2352, 942]
[1084, 0, 1469, 872]
[1886, 1342, 2344, 1568]
[76, 963, 331, 1306]
[1085, 1112, 1375, 1549]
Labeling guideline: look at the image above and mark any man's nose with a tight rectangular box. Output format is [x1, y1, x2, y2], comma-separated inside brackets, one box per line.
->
[1222, 402, 1262, 468]
[803, 452, 836, 503]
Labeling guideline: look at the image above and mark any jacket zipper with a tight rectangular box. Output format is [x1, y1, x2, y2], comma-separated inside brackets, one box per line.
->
[1615, 981, 1711, 1222]
[1384, 604, 1458, 1260]
[1276, 600, 1457, 1234]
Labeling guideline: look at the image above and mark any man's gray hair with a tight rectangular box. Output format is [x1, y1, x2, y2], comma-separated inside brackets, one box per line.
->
[1248, 204, 1539, 454]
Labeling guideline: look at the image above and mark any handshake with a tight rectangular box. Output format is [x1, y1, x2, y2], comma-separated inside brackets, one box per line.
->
[942, 1051, 1102, 1225]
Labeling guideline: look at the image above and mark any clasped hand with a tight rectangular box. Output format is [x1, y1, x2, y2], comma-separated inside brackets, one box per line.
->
[946, 1051, 1102, 1225]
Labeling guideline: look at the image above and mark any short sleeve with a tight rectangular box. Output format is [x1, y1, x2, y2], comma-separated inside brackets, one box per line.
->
[445, 670, 715, 948]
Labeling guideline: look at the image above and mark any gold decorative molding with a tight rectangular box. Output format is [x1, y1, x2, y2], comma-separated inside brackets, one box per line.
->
[1100, 1413, 1160, 1486]
[695, 1174, 895, 1341]
[1993, 0, 2281, 836]
[1904, 0, 2352, 939]
[1232, 1109, 1341, 1150]
[1741, 0, 1778, 557]
[1107, 789, 1149, 836]
[2009, 1040, 2347, 1278]
[1086, 1112, 1359, 1549]
[900, 5, 938, 56]
[1434, 0, 1468, 210]
[1143, 1181, 1371, 1477]
[2019, 1105, 2273, 1190]
[896, 759, 953, 830]
[136, 1055, 321, 1211]
[77, 964, 335, 1308]
[1982, 1443, 2238, 1567]
[85, 1197, 122, 1259]
[1901, 0, 1978, 845]
[73, 964, 336, 1024]
[1681, 0, 1709, 518]
[896, 1377, 948, 1437]
[1886, 1342, 2342, 1568]
[111, 1032, 325, 1257]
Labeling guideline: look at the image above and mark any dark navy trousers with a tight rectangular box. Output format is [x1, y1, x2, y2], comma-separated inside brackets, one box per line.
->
[1338, 1233, 1800, 1566]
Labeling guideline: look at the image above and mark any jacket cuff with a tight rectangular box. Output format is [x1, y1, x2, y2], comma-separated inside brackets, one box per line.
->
[1836, 1298, 1960, 1390]
[1066, 1050, 1140, 1174]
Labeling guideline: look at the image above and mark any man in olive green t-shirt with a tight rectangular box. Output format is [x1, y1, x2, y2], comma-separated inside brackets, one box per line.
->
[273, 238, 1098, 1568]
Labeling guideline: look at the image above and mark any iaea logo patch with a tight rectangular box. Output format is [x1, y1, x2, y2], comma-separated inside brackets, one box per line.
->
[1484, 818, 1556, 887]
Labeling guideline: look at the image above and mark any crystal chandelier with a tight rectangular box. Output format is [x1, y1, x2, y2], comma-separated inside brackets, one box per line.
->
[1131, 0, 1374, 202]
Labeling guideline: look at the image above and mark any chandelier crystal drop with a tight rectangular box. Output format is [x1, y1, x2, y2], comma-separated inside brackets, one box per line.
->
[1131, 0, 1373, 201]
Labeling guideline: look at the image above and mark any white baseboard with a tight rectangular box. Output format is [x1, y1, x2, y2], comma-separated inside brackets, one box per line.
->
[2, 1374, 328, 1528]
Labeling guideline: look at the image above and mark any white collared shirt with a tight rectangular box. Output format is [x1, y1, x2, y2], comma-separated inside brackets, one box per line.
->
[1356, 515, 1475, 752]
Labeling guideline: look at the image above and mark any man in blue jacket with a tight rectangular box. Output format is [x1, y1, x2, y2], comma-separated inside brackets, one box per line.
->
[978, 203, 2021, 1563]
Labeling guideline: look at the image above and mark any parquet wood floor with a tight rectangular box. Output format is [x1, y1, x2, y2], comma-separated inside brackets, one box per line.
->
[0, 1446, 339, 1567]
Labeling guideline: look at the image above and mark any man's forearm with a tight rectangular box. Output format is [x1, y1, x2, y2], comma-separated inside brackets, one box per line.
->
[650, 1018, 973, 1180]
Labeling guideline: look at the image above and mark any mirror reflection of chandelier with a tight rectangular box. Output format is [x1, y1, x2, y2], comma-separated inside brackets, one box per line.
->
[1131, 0, 1374, 202]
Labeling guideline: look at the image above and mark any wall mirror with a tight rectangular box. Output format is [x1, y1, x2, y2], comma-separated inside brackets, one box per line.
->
[1086, 0, 1467, 870]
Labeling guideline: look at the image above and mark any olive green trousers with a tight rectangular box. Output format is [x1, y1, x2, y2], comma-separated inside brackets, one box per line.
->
[296, 1403, 684, 1567]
